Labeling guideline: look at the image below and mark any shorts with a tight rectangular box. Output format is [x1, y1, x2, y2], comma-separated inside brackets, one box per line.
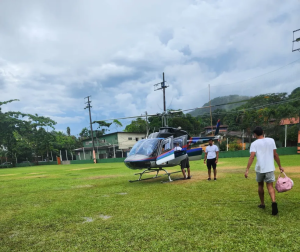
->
[181, 157, 190, 169]
[256, 171, 275, 183]
[207, 158, 216, 170]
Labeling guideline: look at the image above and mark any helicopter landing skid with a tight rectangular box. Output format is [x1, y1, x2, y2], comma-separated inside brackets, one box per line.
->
[129, 169, 161, 182]
[129, 168, 185, 183]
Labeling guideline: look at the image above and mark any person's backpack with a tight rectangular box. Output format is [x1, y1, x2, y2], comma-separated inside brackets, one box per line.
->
[275, 172, 293, 193]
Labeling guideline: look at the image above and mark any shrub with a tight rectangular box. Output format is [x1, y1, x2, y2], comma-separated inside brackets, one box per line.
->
[228, 141, 242, 151]
[219, 141, 227, 151]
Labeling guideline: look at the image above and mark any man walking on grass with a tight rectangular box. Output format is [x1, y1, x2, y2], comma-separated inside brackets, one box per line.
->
[245, 126, 284, 215]
[174, 143, 191, 179]
[204, 139, 219, 181]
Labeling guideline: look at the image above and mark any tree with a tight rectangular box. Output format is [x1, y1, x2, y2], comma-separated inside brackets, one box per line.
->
[93, 120, 112, 135]
[0, 100, 56, 164]
[67, 127, 71, 136]
[112, 119, 123, 131]
[79, 127, 90, 138]
[124, 118, 147, 133]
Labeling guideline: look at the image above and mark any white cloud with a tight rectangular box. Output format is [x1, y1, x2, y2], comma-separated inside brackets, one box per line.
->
[0, 0, 299, 134]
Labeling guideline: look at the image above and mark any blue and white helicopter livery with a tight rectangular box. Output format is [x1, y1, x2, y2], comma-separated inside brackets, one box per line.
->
[125, 120, 221, 183]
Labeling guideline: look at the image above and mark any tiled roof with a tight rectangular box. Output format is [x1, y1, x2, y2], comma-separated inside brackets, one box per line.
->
[280, 118, 299, 125]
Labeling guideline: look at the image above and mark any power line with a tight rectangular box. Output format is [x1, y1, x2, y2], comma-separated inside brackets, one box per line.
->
[96, 97, 300, 122]
[210, 57, 300, 87]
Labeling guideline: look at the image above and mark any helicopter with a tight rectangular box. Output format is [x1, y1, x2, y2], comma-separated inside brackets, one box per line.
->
[124, 119, 221, 183]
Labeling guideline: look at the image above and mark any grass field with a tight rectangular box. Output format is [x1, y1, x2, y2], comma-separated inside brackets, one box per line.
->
[0, 156, 300, 252]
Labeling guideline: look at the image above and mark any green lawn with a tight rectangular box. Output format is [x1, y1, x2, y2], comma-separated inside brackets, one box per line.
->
[0, 156, 300, 251]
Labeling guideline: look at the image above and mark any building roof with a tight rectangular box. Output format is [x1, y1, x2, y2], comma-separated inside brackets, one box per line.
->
[74, 145, 118, 152]
[280, 117, 299, 126]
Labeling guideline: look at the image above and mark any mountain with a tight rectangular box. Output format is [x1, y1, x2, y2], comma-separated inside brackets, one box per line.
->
[188, 95, 251, 117]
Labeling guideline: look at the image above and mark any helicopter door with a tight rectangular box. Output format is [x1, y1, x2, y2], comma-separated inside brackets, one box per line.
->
[169, 136, 188, 164]
[186, 137, 204, 161]
[156, 136, 175, 165]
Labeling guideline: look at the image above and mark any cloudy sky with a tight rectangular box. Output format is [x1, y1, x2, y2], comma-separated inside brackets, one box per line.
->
[1, 0, 300, 135]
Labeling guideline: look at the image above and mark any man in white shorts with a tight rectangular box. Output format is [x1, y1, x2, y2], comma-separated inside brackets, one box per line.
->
[245, 126, 284, 215]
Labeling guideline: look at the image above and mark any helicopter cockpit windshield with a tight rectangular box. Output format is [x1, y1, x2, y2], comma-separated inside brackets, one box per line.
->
[127, 139, 161, 157]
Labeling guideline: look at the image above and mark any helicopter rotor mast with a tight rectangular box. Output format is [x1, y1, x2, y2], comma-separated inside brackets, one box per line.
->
[154, 72, 169, 126]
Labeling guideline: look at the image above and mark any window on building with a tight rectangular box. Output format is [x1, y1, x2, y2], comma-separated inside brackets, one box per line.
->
[135, 137, 139, 141]
[128, 137, 132, 140]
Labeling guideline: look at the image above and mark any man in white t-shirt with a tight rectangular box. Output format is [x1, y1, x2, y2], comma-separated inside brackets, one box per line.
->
[204, 139, 219, 181]
[245, 126, 284, 216]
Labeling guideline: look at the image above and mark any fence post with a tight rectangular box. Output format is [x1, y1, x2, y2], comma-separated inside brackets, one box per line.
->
[227, 138, 228, 151]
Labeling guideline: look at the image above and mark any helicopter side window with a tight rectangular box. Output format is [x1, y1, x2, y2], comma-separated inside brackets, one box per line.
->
[173, 139, 183, 148]
[161, 137, 173, 154]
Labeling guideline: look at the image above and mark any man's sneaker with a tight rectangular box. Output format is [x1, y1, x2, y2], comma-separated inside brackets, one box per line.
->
[187, 176, 191, 179]
[258, 204, 265, 209]
[214, 178, 217, 181]
[272, 202, 278, 215]
[207, 178, 211, 181]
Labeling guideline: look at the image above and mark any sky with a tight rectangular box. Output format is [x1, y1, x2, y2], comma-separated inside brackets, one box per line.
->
[1, 0, 300, 136]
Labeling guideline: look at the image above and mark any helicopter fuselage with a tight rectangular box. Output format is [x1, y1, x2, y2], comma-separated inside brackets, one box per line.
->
[124, 127, 212, 170]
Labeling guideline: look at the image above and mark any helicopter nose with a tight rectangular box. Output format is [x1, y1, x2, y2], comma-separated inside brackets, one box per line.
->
[124, 155, 152, 169]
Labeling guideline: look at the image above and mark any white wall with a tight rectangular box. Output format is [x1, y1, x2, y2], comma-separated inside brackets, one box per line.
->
[117, 133, 146, 150]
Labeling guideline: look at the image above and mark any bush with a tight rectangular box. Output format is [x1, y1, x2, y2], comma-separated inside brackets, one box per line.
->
[219, 141, 227, 151]
[228, 141, 242, 151]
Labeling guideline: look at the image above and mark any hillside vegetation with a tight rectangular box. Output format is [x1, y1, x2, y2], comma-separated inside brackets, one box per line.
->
[188, 95, 250, 116]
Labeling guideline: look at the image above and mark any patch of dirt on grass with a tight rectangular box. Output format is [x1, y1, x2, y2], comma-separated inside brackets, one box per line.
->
[86, 175, 119, 180]
[21, 175, 48, 179]
[283, 167, 300, 173]
[70, 167, 99, 171]
[221, 169, 244, 174]
[218, 165, 243, 170]
[73, 184, 93, 188]
[0, 174, 18, 177]
[116, 192, 127, 195]
[28, 173, 42, 175]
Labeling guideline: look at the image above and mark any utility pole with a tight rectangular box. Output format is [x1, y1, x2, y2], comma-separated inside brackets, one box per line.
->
[145, 111, 149, 138]
[292, 28, 300, 52]
[209, 84, 213, 135]
[84, 96, 96, 163]
[292, 29, 300, 154]
[242, 129, 245, 150]
[154, 72, 169, 126]
[163, 73, 166, 112]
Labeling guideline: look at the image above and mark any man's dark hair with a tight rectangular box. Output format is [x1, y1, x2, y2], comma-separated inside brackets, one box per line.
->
[209, 139, 213, 142]
[253, 126, 263, 136]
